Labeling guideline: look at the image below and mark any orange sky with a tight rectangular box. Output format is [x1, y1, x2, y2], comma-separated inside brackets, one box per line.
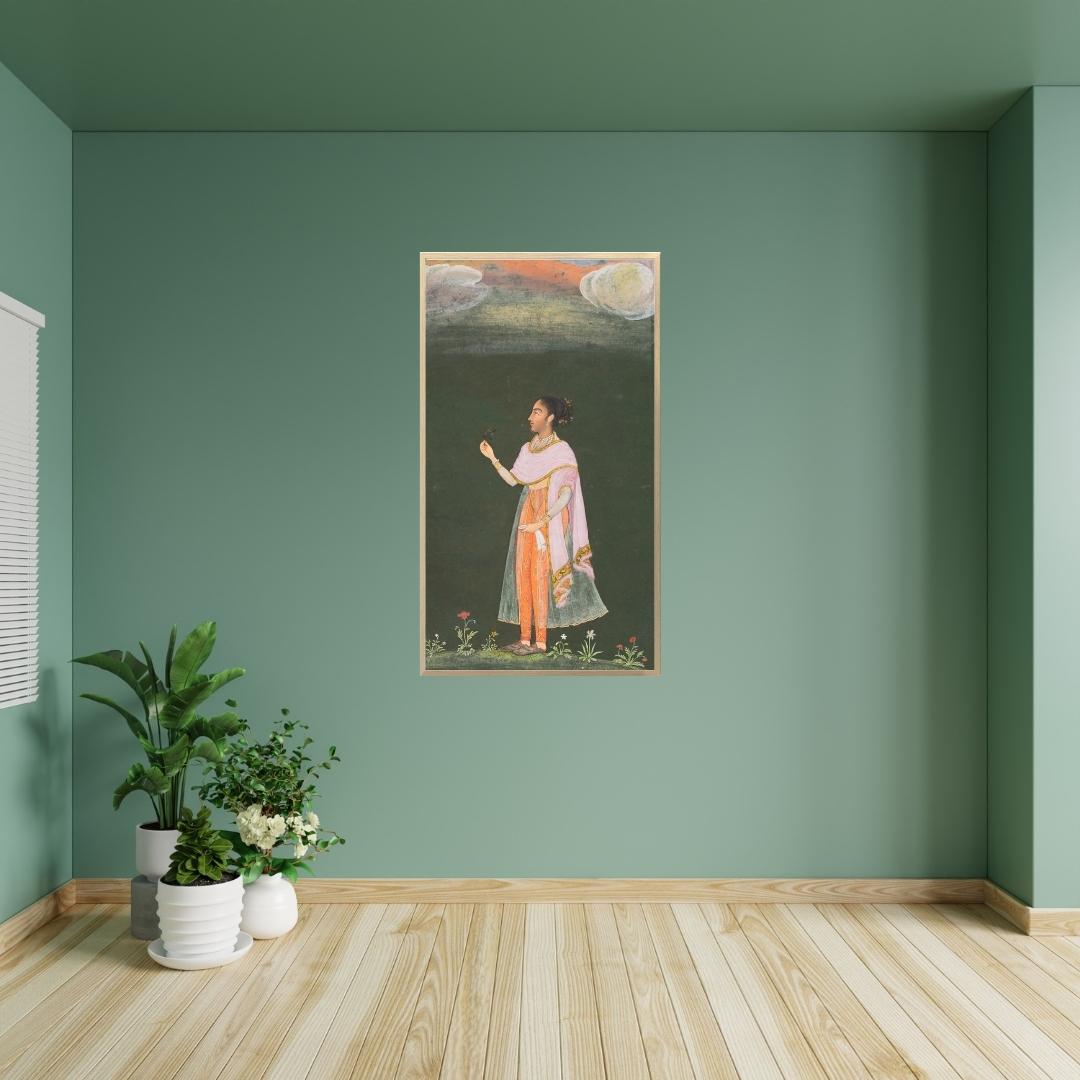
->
[441, 259, 598, 293]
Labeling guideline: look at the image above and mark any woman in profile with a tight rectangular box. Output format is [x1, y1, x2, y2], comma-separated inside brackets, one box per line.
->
[479, 396, 607, 655]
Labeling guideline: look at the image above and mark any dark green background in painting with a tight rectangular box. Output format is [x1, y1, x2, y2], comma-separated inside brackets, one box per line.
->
[425, 317, 656, 666]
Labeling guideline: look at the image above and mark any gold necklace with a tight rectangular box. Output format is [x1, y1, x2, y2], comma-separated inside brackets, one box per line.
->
[529, 432, 560, 453]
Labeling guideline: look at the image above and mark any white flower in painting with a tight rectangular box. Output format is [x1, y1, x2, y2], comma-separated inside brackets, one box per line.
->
[266, 815, 287, 839]
[586, 629, 595, 639]
[426, 264, 491, 317]
[306, 811, 320, 831]
[295, 843, 309, 858]
[560, 633, 567, 640]
[579, 261, 654, 320]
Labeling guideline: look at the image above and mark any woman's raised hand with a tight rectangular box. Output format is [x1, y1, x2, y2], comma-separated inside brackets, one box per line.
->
[479, 440, 495, 460]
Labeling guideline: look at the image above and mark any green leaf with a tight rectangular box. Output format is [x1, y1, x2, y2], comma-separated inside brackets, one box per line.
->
[158, 735, 190, 770]
[113, 762, 170, 810]
[139, 642, 162, 696]
[160, 667, 245, 731]
[72, 651, 144, 706]
[80, 692, 149, 742]
[169, 621, 217, 691]
[189, 736, 223, 763]
[164, 625, 177, 690]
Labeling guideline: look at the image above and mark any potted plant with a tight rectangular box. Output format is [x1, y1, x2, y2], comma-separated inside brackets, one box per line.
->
[73, 621, 245, 879]
[197, 708, 344, 938]
[154, 805, 247, 968]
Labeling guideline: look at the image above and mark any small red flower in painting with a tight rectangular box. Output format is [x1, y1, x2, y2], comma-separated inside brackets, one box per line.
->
[629, 635, 637, 644]
[616, 643, 624, 651]
[457, 610, 471, 621]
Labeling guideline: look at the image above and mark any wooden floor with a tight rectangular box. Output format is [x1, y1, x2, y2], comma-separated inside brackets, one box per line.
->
[3, 902, 1080, 1078]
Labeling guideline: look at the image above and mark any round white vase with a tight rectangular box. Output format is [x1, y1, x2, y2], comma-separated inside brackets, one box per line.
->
[135, 822, 180, 881]
[156, 874, 244, 966]
[240, 873, 298, 939]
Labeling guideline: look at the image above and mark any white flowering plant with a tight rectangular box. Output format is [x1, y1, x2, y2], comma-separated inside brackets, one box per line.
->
[195, 707, 344, 884]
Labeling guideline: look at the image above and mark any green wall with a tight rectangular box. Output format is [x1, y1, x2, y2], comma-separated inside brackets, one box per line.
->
[72, 132, 987, 880]
[1032, 88, 1080, 908]
[988, 87, 1080, 909]
[988, 91, 1034, 905]
[0, 61, 72, 921]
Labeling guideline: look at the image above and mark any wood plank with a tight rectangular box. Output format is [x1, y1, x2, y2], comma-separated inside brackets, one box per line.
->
[698, 903, 827, 1080]
[307, 904, 415, 1078]
[519, 903, 561, 1080]
[583, 904, 650, 1080]
[397, 904, 475, 1080]
[938, 905, 1080, 1010]
[82, 950, 247, 1075]
[349, 904, 445, 1079]
[0, 904, 115, 992]
[643, 902, 740, 1079]
[72, 876, 988, 904]
[672, 902, 782, 1079]
[733, 903, 871, 1079]
[821, 904, 1010, 1080]
[7, 947, 183, 1080]
[756, 905, 914, 1079]
[218, 904, 357, 1079]
[787, 904, 959, 1079]
[555, 904, 606, 1080]
[441, 905, 502, 1079]
[0, 906, 128, 1035]
[483, 904, 525, 1080]
[0, 881, 76, 955]
[910, 904, 1080, 1062]
[966, 904, 1080, 992]
[848, 905, 1049, 1080]
[261, 904, 386, 1080]
[1039, 935, 1080, 973]
[611, 903, 695, 1080]
[879, 903, 1080, 1079]
[0, 922, 144, 1065]
[172, 905, 328, 1080]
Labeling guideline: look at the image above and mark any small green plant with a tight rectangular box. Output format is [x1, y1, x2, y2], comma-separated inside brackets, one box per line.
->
[162, 805, 234, 885]
[455, 611, 478, 655]
[479, 627, 501, 654]
[576, 628, 602, 665]
[425, 632, 446, 659]
[548, 633, 573, 659]
[197, 708, 344, 884]
[73, 621, 244, 828]
[612, 635, 648, 669]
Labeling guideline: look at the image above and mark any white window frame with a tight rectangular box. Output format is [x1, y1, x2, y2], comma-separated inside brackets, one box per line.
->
[0, 289, 44, 710]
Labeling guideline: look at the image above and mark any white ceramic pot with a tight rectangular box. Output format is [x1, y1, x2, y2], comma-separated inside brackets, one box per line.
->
[240, 872, 298, 939]
[135, 822, 180, 881]
[156, 875, 244, 965]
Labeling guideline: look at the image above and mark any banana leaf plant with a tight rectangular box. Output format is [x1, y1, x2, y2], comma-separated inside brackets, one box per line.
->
[73, 621, 245, 829]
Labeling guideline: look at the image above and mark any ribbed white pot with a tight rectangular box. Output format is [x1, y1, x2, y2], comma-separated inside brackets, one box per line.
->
[135, 822, 179, 881]
[240, 873, 298, 939]
[156, 875, 244, 965]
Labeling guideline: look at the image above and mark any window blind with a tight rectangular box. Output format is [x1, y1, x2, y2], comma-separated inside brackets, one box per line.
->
[0, 291, 43, 709]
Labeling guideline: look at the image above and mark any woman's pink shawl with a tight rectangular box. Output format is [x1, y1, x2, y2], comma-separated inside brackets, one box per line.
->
[509, 437, 595, 606]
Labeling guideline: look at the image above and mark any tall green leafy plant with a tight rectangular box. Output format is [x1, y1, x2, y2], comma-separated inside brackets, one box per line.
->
[73, 621, 245, 828]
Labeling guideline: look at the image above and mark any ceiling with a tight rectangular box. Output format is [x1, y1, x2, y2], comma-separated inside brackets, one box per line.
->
[1, 0, 1078, 131]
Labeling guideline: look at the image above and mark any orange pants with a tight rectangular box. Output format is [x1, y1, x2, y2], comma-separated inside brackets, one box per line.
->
[516, 487, 551, 646]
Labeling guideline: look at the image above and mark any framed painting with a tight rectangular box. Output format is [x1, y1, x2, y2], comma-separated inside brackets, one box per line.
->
[420, 252, 659, 675]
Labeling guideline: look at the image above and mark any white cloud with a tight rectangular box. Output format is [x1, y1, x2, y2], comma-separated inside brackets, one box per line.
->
[579, 261, 655, 320]
[426, 264, 491, 316]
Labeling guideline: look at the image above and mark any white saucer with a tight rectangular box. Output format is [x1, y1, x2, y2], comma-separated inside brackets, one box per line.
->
[147, 931, 253, 970]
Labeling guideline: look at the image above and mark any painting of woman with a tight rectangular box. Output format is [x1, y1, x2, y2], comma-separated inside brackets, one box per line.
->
[480, 396, 607, 654]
